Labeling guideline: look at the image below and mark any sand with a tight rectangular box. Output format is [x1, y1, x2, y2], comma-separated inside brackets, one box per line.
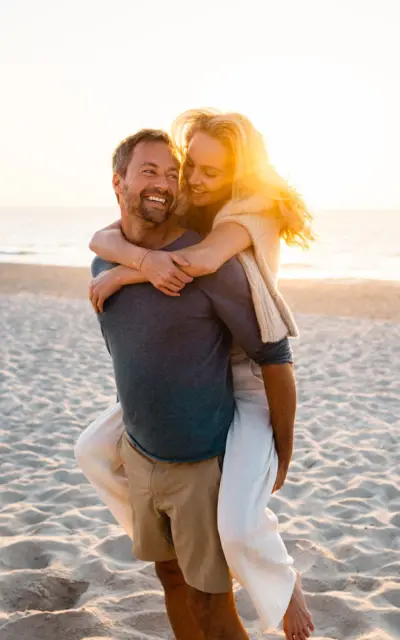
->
[1, 262, 400, 321]
[0, 264, 399, 639]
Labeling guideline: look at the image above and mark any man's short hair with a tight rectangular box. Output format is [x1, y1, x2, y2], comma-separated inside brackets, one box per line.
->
[112, 129, 175, 178]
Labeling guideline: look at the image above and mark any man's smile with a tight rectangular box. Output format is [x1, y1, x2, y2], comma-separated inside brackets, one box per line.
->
[142, 194, 169, 207]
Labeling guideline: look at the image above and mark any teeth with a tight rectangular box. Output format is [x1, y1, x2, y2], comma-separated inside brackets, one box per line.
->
[147, 196, 166, 204]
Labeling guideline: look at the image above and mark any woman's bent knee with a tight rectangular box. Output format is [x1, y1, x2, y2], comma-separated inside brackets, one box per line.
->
[74, 430, 116, 468]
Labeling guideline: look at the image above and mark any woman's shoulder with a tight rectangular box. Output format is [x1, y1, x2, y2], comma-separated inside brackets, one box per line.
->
[214, 196, 281, 239]
[216, 193, 275, 219]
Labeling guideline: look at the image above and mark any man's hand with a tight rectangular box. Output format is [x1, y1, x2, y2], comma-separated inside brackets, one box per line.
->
[141, 251, 194, 296]
[89, 268, 124, 313]
[272, 457, 290, 493]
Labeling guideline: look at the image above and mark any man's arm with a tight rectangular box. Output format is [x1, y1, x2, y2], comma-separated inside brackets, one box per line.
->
[90, 257, 119, 354]
[200, 258, 296, 491]
[262, 363, 296, 491]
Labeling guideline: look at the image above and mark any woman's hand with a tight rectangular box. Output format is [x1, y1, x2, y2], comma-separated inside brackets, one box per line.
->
[141, 251, 194, 296]
[89, 268, 125, 313]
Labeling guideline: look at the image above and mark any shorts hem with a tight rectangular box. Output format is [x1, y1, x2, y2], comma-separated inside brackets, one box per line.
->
[183, 574, 232, 594]
[134, 549, 177, 563]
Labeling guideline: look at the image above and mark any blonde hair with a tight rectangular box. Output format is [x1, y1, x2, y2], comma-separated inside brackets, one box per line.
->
[171, 108, 314, 248]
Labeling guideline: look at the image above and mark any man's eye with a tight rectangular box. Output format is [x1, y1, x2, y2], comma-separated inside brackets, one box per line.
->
[168, 174, 179, 181]
[143, 169, 156, 175]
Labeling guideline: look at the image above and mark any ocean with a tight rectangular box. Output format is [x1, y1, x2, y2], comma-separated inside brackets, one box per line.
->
[0, 207, 399, 281]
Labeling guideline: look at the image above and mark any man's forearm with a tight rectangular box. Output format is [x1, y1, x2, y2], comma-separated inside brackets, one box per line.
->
[261, 363, 296, 466]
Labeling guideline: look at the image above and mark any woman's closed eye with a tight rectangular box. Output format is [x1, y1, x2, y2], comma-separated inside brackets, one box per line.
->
[204, 169, 219, 178]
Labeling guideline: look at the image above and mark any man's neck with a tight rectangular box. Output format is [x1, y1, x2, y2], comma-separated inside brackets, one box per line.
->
[121, 216, 184, 250]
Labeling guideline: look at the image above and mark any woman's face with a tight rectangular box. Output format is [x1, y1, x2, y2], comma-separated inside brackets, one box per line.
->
[183, 131, 234, 207]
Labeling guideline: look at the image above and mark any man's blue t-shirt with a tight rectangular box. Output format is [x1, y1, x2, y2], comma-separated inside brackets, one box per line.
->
[92, 230, 292, 462]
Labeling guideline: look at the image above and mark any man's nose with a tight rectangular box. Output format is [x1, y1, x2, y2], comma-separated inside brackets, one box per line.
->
[153, 174, 169, 191]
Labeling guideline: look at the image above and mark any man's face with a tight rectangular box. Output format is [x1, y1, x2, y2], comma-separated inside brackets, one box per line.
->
[115, 141, 180, 225]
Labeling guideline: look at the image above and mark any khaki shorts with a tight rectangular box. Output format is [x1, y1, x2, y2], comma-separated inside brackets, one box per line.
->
[119, 432, 231, 593]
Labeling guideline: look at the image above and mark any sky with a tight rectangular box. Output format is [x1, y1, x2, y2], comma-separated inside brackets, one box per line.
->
[1, 0, 399, 210]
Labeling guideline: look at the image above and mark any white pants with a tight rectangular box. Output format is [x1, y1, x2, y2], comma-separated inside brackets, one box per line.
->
[75, 354, 296, 630]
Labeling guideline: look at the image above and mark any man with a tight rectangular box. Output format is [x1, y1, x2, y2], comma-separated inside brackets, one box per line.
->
[91, 129, 295, 640]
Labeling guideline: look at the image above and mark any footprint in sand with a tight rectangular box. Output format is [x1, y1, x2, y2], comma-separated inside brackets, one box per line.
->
[0, 610, 105, 640]
[0, 574, 89, 612]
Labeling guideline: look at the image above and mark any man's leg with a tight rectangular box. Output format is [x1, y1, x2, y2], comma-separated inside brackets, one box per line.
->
[119, 435, 203, 638]
[159, 455, 249, 639]
[187, 586, 249, 640]
[155, 560, 205, 640]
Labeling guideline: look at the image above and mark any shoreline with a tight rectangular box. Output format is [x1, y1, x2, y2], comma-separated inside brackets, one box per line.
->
[1, 261, 399, 321]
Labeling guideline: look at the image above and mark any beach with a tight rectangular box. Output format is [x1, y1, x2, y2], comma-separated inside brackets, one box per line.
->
[0, 263, 399, 640]
[2, 262, 400, 321]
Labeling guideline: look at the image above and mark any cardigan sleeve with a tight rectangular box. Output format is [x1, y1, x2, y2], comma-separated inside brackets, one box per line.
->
[212, 207, 299, 342]
[214, 211, 281, 282]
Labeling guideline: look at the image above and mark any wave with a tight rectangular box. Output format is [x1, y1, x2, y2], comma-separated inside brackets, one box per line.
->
[0, 248, 39, 256]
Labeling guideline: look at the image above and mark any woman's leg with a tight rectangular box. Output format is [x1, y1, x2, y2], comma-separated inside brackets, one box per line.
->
[74, 403, 133, 539]
[218, 392, 296, 631]
[218, 357, 313, 637]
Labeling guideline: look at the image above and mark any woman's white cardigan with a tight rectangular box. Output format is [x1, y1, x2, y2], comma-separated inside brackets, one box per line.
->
[213, 195, 299, 343]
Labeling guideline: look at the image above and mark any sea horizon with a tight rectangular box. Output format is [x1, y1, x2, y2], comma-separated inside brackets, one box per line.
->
[0, 206, 399, 282]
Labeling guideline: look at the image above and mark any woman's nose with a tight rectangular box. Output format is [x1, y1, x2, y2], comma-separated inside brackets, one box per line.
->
[188, 167, 202, 186]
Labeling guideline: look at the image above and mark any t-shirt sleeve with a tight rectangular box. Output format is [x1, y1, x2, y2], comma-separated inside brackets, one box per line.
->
[90, 257, 116, 355]
[199, 258, 293, 366]
[91, 256, 119, 278]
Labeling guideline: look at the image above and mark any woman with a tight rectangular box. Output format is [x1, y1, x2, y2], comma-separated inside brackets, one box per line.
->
[76, 109, 315, 640]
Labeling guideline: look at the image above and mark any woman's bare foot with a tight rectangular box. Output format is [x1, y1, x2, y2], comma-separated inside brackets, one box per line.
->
[283, 571, 314, 640]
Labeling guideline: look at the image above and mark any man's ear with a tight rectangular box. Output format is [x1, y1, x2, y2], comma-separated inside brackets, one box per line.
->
[112, 173, 122, 199]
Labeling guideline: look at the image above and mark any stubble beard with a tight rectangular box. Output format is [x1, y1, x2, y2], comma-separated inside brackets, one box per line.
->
[123, 188, 174, 227]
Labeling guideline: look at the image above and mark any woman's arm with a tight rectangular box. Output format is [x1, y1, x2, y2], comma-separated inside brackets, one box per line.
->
[90, 223, 194, 295]
[90, 256, 191, 313]
[90, 221, 149, 269]
[179, 214, 281, 278]
[89, 265, 147, 314]
[176, 212, 281, 277]
[174, 222, 252, 276]
[90, 220, 252, 287]
[90, 213, 278, 296]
